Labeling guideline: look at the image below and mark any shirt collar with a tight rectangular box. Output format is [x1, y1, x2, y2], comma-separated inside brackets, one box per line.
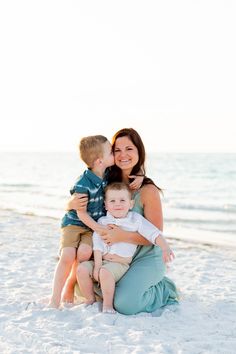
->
[106, 211, 132, 224]
[85, 169, 104, 186]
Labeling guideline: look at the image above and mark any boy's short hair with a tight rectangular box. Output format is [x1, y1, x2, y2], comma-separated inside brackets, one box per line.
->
[79, 135, 108, 168]
[104, 182, 132, 199]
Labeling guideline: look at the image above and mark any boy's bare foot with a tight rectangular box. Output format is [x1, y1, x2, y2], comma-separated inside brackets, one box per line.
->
[61, 287, 74, 304]
[47, 299, 60, 309]
[102, 306, 116, 314]
[61, 301, 74, 309]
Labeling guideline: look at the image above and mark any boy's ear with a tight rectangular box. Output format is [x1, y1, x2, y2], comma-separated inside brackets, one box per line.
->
[94, 157, 102, 166]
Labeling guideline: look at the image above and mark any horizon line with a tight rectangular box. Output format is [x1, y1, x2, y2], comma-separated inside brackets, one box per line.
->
[1, 150, 236, 154]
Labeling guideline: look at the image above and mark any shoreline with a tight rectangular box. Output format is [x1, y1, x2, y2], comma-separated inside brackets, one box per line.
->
[1, 208, 235, 250]
[166, 227, 236, 249]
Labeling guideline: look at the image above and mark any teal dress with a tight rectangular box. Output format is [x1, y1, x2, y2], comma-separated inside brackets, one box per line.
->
[113, 192, 178, 315]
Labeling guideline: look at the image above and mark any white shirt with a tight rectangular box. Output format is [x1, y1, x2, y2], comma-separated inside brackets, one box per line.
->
[93, 211, 162, 257]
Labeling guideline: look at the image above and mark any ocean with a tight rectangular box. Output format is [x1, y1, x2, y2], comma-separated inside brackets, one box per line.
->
[0, 152, 235, 247]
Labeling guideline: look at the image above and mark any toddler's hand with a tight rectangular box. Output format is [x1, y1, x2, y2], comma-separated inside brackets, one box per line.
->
[93, 267, 100, 282]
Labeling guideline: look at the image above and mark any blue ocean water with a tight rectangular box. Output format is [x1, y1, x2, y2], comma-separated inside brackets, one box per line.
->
[0, 152, 235, 246]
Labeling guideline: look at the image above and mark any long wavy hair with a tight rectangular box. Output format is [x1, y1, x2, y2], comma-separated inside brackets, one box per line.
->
[108, 128, 162, 191]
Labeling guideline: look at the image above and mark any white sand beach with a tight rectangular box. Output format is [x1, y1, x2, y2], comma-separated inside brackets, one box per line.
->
[0, 210, 236, 353]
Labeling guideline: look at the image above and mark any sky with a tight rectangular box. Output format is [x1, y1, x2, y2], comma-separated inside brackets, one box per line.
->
[0, 0, 235, 153]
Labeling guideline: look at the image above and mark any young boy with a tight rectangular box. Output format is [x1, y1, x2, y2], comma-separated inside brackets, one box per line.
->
[48, 135, 114, 308]
[77, 182, 174, 314]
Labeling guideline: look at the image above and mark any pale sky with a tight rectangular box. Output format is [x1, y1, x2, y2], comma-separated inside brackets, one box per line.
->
[0, 0, 235, 153]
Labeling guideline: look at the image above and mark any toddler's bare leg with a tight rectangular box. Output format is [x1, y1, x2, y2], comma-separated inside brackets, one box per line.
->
[62, 244, 92, 303]
[99, 268, 116, 313]
[48, 247, 76, 308]
[77, 263, 95, 305]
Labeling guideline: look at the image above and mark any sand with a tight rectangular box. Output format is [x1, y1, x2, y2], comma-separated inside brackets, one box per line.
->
[0, 210, 235, 353]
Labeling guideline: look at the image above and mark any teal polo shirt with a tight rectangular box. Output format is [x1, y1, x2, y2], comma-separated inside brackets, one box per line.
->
[61, 169, 108, 228]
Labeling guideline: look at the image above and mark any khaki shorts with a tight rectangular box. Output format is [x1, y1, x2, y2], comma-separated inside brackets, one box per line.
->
[81, 260, 129, 282]
[60, 225, 93, 250]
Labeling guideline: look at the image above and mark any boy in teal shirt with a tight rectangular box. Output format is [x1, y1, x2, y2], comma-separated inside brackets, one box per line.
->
[48, 135, 114, 308]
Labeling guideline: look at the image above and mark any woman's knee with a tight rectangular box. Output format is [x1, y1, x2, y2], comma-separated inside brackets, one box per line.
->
[114, 287, 140, 315]
[77, 263, 90, 278]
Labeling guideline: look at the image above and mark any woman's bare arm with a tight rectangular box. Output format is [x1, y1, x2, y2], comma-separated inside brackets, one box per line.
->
[140, 184, 163, 231]
[66, 195, 150, 245]
[141, 184, 175, 262]
[101, 225, 151, 246]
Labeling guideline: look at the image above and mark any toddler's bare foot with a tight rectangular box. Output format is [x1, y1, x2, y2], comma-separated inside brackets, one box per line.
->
[84, 299, 96, 306]
[102, 306, 116, 314]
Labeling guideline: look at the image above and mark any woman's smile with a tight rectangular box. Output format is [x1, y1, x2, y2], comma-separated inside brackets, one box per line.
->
[118, 159, 132, 166]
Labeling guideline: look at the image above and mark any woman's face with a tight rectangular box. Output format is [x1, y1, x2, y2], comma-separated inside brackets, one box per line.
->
[114, 136, 139, 171]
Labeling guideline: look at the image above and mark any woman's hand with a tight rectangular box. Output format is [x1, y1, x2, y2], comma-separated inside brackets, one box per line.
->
[100, 225, 124, 245]
[162, 247, 175, 263]
[94, 225, 110, 236]
[66, 193, 88, 211]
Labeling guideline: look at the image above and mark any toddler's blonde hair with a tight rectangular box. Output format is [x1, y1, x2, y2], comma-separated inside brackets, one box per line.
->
[104, 182, 132, 199]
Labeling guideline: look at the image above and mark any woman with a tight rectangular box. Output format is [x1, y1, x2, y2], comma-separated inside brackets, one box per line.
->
[69, 128, 178, 315]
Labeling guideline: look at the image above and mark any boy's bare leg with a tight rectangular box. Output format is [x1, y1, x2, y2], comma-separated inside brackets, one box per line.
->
[77, 263, 96, 305]
[62, 244, 92, 303]
[99, 268, 116, 313]
[48, 247, 76, 308]
[62, 260, 78, 303]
